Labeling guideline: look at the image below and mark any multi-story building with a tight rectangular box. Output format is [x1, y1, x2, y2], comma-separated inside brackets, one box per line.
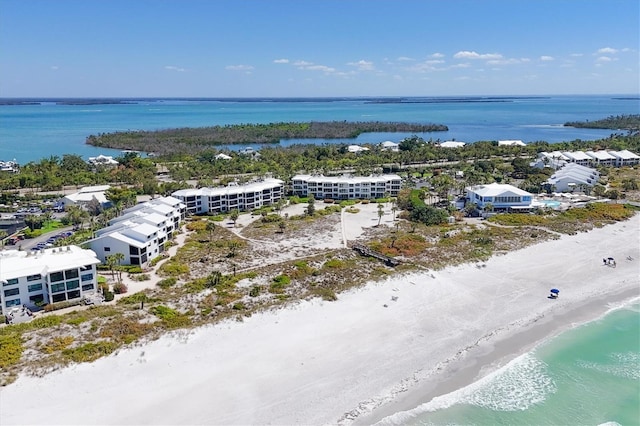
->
[291, 174, 402, 200]
[0, 245, 100, 313]
[87, 196, 186, 266]
[172, 178, 285, 215]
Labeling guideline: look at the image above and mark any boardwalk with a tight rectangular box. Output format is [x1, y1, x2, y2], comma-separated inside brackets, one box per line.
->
[350, 242, 400, 266]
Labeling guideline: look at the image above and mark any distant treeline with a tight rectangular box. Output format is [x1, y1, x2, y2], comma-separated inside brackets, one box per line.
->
[86, 121, 448, 155]
[564, 114, 640, 131]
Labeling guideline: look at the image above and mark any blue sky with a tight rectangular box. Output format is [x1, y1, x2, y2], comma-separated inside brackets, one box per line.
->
[1, 0, 638, 97]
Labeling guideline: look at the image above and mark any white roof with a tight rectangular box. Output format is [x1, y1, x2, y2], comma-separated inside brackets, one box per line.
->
[100, 232, 147, 248]
[173, 178, 284, 198]
[0, 246, 100, 280]
[562, 151, 592, 161]
[539, 151, 570, 161]
[498, 140, 526, 146]
[550, 163, 598, 180]
[380, 141, 398, 147]
[215, 153, 232, 160]
[586, 150, 616, 161]
[440, 141, 466, 148]
[609, 149, 640, 160]
[292, 174, 402, 184]
[347, 145, 370, 153]
[467, 183, 532, 197]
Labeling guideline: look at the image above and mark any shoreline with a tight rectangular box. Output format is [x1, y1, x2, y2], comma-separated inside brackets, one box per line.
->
[0, 215, 638, 425]
[361, 287, 640, 425]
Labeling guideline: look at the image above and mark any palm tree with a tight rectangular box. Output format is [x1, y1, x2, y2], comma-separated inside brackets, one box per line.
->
[377, 203, 384, 226]
[229, 209, 240, 227]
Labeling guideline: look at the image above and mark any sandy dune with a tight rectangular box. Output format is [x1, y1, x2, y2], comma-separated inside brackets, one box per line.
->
[0, 214, 638, 426]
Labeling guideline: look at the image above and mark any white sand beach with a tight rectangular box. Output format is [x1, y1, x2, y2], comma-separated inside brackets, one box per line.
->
[1, 214, 639, 425]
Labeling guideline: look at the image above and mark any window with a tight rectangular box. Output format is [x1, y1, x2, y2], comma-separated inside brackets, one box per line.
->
[81, 273, 93, 282]
[66, 280, 79, 290]
[52, 293, 66, 303]
[4, 288, 20, 297]
[129, 246, 139, 255]
[66, 290, 81, 300]
[5, 298, 21, 307]
[64, 269, 79, 280]
[4, 278, 19, 286]
[80, 264, 93, 271]
[28, 283, 43, 292]
[81, 283, 94, 292]
[104, 247, 111, 252]
[27, 274, 42, 282]
[51, 283, 65, 293]
[50, 271, 64, 282]
[29, 294, 44, 304]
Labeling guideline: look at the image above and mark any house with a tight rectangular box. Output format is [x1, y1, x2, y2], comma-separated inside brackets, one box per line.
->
[347, 145, 370, 153]
[215, 153, 232, 160]
[0, 160, 19, 173]
[61, 185, 111, 209]
[0, 246, 100, 313]
[545, 163, 600, 192]
[380, 141, 399, 152]
[88, 155, 119, 167]
[291, 174, 402, 200]
[172, 178, 285, 215]
[466, 183, 533, 211]
[498, 140, 526, 147]
[439, 141, 466, 148]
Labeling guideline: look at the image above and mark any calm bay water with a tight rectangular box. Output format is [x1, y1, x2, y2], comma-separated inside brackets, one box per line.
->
[0, 95, 638, 163]
[380, 302, 640, 426]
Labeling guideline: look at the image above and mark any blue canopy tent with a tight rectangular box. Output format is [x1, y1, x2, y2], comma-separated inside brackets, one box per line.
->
[550, 288, 560, 299]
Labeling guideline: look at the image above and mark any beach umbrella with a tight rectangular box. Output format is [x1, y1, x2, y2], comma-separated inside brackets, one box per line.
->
[550, 288, 560, 294]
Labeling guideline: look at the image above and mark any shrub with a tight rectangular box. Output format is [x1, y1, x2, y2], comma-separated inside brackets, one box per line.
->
[123, 266, 143, 274]
[104, 290, 115, 302]
[186, 220, 207, 232]
[158, 261, 190, 277]
[113, 282, 128, 294]
[232, 302, 245, 310]
[249, 286, 262, 297]
[157, 277, 177, 289]
[118, 292, 156, 305]
[323, 258, 345, 269]
[269, 275, 291, 294]
[0, 334, 24, 368]
[130, 273, 151, 282]
[150, 305, 191, 329]
[62, 341, 118, 363]
[314, 287, 338, 301]
[42, 336, 74, 354]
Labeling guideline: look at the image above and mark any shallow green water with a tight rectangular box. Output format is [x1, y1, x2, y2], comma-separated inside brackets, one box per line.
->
[383, 302, 640, 426]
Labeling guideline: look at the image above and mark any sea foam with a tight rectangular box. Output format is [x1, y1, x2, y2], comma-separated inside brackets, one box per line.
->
[378, 353, 556, 425]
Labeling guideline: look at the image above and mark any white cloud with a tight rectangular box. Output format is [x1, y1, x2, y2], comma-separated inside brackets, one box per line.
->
[570, 53, 584, 57]
[430, 52, 445, 58]
[273, 59, 289, 64]
[453, 51, 503, 60]
[597, 47, 618, 54]
[540, 55, 554, 61]
[50, 65, 59, 70]
[293, 60, 336, 73]
[596, 56, 613, 62]
[486, 58, 525, 65]
[425, 59, 445, 65]
[165, 65, 186, 72]
[225, 65, 254, 71]
[347, 60, 375, 71]
[396, 56, 415, 61]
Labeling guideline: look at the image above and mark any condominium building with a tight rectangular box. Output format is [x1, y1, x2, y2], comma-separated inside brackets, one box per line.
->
[0, 246, 100, 313]
[87, 196, 186, 266]
[466, 183, 534, 211]
[172, 178, 285, 215]
[291, 174, 402, 200]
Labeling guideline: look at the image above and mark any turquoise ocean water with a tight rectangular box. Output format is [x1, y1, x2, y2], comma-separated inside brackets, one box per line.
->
[381, 302, 640, 426]
[1, 95, 639, 163]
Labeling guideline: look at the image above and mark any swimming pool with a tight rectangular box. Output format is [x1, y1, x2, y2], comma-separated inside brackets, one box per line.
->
[538, 199, 562, 208]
